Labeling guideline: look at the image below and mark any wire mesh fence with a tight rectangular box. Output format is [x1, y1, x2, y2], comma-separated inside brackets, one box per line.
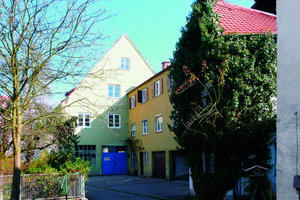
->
[0, 173, 84, 200]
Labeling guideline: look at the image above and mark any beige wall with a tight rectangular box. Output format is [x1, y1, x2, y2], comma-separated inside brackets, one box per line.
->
[61, 34, 155, 175]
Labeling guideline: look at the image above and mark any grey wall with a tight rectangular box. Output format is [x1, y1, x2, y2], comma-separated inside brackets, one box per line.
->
[277, 0, 300, 199]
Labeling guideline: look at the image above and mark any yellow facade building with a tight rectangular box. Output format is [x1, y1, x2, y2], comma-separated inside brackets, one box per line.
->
[127, 62, 189, 180]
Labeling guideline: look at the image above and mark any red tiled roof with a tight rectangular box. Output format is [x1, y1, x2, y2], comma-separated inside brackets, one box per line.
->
[65, 87, 76, 97]
[214, 0, 277, 34]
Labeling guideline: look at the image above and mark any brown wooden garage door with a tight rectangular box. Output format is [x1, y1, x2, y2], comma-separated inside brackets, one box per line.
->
[153, 151, 166, 178]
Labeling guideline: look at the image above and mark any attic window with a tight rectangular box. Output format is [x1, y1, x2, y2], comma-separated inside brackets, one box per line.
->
[121, 58, 130, 70]
[108, 84, 120, 98]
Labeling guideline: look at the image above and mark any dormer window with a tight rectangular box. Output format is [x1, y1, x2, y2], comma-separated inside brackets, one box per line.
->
[121, 58, 130, 70]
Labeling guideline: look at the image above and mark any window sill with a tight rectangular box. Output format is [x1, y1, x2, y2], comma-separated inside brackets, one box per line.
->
[78, 126, 91, 129]
[142, 133, 148, 136]
[107, 97, 121, 99]
[108, 127, 121, 129]
[156, 130, 162, 133]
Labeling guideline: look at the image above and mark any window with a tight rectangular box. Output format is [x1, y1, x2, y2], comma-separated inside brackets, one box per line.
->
[78, 113, 91, 128]
[102, 146, 126, 153]
[142, 120, 148, 135]
[153, 79, 163, 97]
[201, 82, 212, 107]
[131, 123, 136, 137]
[137, 88, 148, 103]
[155, 115, 163, 132]
[142, 89, 146, 103]
[202, 152, 215, 173]
[75, 145, 96, 166]
[201, 90, 208, 107]
[102, 146, 115, 153]
[154, 80, 160, 97]
[167, 75, 171, 90]
[121, 58, 130, 70]
[145, 152, 149, 164]
[131, 152, 136, 167]
[130, 95, 136, 109]
[108, 84, 120, 98]
[207, 153, 215, 172]
[108, 114, 121, 129]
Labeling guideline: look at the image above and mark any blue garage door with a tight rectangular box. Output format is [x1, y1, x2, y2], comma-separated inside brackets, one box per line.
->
[102, 146, 127, 175]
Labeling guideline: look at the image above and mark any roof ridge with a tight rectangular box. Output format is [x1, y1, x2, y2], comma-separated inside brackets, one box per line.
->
[62, 34, 155, 100]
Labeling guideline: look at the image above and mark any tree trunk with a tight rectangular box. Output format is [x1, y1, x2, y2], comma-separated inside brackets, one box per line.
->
[0, 175, 3, 200]
[10, 145, 21, 200]
[10, 111, 22, 200]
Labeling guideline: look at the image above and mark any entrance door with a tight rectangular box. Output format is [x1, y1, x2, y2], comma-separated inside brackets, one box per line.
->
[140, 152, 144, 175]
[102, 146, 127, 175]
[153, 151, 166, 178]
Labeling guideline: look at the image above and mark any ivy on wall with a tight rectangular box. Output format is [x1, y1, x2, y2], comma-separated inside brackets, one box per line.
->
[169, 0, 276, 199]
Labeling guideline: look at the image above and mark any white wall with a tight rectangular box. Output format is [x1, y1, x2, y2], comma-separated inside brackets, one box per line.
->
[277, 0, 300, 199]
[63, 34, 154, 117]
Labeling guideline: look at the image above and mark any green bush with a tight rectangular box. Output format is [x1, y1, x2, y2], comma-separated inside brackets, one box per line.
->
[60, 158, 91, 179]
[0, 157, 14, 175]
[26, 152, 90, 177]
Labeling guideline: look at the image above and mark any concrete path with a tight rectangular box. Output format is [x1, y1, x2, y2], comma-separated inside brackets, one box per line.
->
[85, 175, 190, 200]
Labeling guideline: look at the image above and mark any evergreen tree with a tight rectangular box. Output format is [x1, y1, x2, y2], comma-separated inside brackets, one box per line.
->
[169, 0, 276, 199]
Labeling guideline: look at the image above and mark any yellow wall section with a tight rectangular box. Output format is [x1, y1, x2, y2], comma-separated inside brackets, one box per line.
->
[128, 69, 178, 179]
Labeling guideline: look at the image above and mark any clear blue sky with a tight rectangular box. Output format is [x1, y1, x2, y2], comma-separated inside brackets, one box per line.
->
[101, 0, 255, 73]
[53, 0, 255, 103]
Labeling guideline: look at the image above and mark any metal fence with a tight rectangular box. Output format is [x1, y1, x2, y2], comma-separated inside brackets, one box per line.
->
[0, 173, 85, 200]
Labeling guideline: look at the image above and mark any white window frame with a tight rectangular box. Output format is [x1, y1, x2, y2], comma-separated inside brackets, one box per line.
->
[78, 113, 91, 128]
[108, 114, 121, 129]
[142, 89, 146, 103]
[131, 96, 135, 108]
[155, 115, 163, 132]
[131, 123, 136, 137]
[145, 152, 149, 164]
[121, 57, 130, 70]
[154, 80, 160, 97]
[108, 84, 121, 98]
[142, 120, 148, 135]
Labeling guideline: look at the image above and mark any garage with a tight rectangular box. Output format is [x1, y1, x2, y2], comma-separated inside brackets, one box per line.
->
[173, 151, 189, 180]
[153, 151, 166, 178]
[102, 146, 127, 175]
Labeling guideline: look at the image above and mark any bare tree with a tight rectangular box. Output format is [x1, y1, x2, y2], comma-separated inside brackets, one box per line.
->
[0, 0, 111, 199]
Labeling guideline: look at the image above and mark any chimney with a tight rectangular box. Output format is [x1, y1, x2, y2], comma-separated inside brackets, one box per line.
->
[162, 61, 170, 70]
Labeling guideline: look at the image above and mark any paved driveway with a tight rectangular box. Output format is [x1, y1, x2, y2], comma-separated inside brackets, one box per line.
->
[85, 175, 190, 200]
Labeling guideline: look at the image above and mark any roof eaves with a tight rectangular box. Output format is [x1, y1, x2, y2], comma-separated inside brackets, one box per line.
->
[127, 67, 169, 95]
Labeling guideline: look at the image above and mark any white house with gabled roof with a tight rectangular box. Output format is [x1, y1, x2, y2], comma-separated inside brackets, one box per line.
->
[61, 34, 155, 175]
